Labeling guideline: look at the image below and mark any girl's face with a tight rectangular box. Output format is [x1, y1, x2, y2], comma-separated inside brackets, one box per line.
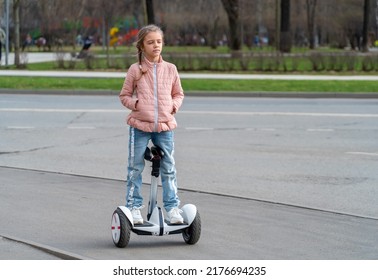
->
[142, 31, 163, 62]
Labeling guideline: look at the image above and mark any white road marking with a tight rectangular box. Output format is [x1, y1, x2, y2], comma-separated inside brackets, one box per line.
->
[7, 126, 34, 129]
[185, 127, 214, 130]
[67, 126, 96, 129]
[258, 128, 277, 131]
[0, 108, 124, 113]
[307, 128, 334, 132]
[346, 152, 378, 157]
[1, 108, 378, 118]
[180, 111, 378, 118]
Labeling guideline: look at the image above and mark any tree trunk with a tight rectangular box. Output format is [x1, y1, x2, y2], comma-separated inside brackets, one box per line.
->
[13, 0, 21, 67]
[210, 16, 220, 49]
[276, 0, 281, 51]
[376, 0, 378, 39]
[145, 0, 155, 25]
[280, 0, 291, 53]
[221, 0, 241, 51]
[306, 0, 317, 49]
[362, 0, 371, 52]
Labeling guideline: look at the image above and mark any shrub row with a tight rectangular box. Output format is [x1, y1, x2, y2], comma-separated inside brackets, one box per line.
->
[52, 51, 378, 72]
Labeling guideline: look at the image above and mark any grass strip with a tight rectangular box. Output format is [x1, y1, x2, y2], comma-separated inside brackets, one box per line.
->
[0, 76, 377, 93]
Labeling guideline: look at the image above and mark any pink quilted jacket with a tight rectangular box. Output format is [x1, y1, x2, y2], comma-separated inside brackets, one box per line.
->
[119, 56, 184, 132]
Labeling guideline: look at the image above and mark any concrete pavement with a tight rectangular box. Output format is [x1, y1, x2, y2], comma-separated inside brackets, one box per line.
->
[0, 235, 79, 260]
[1, 167, 377, 260]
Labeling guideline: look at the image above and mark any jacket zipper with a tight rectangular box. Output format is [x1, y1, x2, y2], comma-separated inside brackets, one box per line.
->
[153, 63, 158, 132]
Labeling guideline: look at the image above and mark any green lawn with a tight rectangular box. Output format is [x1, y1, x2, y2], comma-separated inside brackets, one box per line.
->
[1, 45, 377, 94]
[0, 76, 377, 93]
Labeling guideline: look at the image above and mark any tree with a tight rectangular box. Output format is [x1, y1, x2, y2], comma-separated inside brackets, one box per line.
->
[376, 0, 378, 39]
[62, 0, 87, 49]
[34, 0, 66, 51]
[280, 0, 291, 52]
[13, 0, 21, 67]
[94, 0, 123, 66]
[145, 0, 155, 24]
[221, 0, 241, 51]
[275, 0, 281, 50]
[362, 0, 371, 52]
[306, 0, 317, 49]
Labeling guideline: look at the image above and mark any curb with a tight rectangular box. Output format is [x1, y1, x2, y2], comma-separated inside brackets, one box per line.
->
[0, 234, 91, 260]
[1, 88, 378, 98]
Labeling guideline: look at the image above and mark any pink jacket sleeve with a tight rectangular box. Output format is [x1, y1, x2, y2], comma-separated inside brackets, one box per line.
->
[119, 65, 138, 111]
[171, 68, 184, 113]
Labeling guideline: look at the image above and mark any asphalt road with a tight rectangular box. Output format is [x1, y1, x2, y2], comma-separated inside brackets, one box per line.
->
[1, 94, 378, 259]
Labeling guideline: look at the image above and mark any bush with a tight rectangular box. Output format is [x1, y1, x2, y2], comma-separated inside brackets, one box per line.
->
[51, 50, 377, 73]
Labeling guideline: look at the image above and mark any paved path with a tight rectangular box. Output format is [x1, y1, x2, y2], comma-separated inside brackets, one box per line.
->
[1, 68, 378, 81]
[1, 52, 378, 81]
[0, 236, 60, 260]
[1, 52, 56, 66]
[1, 167, 377, 260]
[1, 69, 378, 81]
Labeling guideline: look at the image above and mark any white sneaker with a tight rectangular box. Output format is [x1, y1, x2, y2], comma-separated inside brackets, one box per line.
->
[167, 208, 184, 224]
[131, 208, 143, 224]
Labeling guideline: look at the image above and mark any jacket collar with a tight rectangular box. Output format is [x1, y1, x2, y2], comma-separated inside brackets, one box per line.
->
[142, 55, 163, 70]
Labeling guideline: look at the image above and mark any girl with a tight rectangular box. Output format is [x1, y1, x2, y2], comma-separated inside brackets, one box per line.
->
[119, 25, 185, 224]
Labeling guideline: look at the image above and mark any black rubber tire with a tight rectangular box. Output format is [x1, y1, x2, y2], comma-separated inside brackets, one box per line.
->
[182, 211, 201, 245]
[112, 208, 131, 248]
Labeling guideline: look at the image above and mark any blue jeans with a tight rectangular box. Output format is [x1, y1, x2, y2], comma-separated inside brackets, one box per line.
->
[126, 127, 180, 212]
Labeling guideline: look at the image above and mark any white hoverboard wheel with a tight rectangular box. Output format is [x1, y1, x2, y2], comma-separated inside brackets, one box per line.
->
[111, 208, 131, 248]
[182, 211, 201, 245]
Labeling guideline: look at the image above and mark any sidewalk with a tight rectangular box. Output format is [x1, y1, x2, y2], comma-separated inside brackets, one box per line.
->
[1, 52, 378, 80]
[0, 52, 56, 66]
[2, 167, 377, 260]
[1, 69, 378, 81]
[0, 235, 68, 260]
